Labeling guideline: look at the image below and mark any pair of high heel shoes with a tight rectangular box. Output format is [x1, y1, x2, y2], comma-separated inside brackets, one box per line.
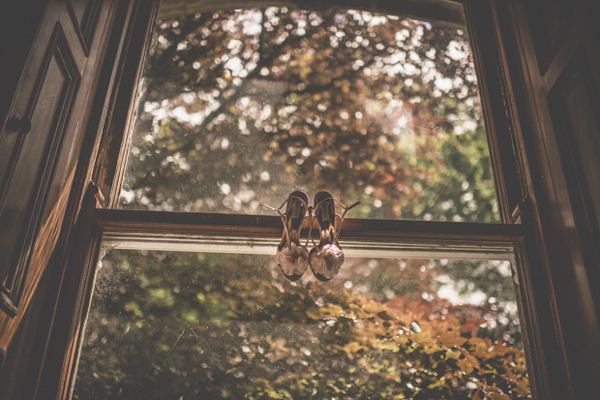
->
[266, 191, 359, 282]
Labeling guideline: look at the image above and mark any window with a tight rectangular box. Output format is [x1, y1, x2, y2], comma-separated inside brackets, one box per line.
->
[118, 5, 499, 223]
[71, 1, 534, 399]
[74, 251, 527, 399]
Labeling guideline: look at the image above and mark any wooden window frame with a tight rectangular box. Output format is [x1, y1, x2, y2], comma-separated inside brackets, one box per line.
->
[28, 0, 574, 399]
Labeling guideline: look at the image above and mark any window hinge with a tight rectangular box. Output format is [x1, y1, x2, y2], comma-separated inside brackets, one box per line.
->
[511, 195, 529, 223]
[88, 181, 105, 209]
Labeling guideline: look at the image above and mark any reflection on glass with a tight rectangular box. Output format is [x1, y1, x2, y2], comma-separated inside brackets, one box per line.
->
[73, 250, 529, 399]
[119, 5, 499, 222]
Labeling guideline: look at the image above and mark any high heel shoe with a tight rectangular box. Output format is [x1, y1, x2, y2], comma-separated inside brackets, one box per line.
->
[309, 191, 360, 281]
[263, 191, 311, 281]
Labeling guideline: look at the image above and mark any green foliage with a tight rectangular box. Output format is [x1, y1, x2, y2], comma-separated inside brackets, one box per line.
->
[73, 251, 529, 399]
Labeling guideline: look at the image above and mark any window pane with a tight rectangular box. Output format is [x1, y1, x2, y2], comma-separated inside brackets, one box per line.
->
[119, 5, 500, 223]
[73, 249, 529, 399]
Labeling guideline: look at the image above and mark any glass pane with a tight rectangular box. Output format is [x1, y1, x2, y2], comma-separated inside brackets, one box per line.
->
[119, 4, 500, 222]
[72, 249, 529, 399]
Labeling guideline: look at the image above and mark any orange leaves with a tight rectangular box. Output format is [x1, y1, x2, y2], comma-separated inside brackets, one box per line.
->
[460, 317, 485, 334]
[468, 337, 494, 359]
[487, 392, 511, 400]
[458, 358, 474, 375]
[471, 389, 484, 400]
[440, 330, 468, 348]
[410, 331, 436, 347]
[379, 172, 396, 185]
[464, 354, 480, 371]
[393, 335, 410, 346]
[457, 353, 480, 375]
[491, 342, 517, 356]
[288, 288, 528, 399]
[512, 378, 531, 396]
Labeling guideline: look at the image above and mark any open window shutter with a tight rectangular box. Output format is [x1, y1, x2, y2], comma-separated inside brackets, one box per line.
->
[0, 0, 118, 359]
[503, 0, 600, 397]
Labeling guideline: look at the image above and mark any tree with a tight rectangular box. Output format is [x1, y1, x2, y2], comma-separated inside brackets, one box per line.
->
[120, 7, 498, 222]
[73, 250, 529, 399]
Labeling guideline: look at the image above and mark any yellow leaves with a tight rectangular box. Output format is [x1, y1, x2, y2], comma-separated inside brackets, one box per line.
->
[292, 48, 315, 79]
[364, 160, 376, 171]
[464, 354, 480, 370]
[394, 336, 409, 346]
[305, 304, 342, 320]
[343, 341, 366, 357]
[363, 301, 385, 315]
[427, 378, 446, 390]
[377, 340, 400, 352]
[468, 337, 493, 358]
[125, 301, 144, 318]
[348, 303, 370, 318]
[265, 389, 283, 399]
[305, 307, 323, 320]
[410, 331, 436, 347]
[458, 358, 474, 374]
[513, 378, 531, 396]
[458, 354, 480, 375]
[425, 344, 444, 355]
[180, 308, 199, 322]
[362, 337, 400, 354]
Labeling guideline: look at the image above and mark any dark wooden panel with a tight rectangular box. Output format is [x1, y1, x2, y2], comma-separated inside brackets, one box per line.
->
[0, 57, 67, 294]
[486, 1, 600, 398]
[92, 0, 161, 207]
[464, 0, 528, 223]
[65, 0, 87, 23]
[0, 23, 80, 314]
[503, 0, 600, 397]
[523, 0, 572, 73]
[0, 0, 120, 396]
[557, 60, 600, 233]
[548, 51, 600, 320]
[66, 0, 103, 54]
[0, 0, 47, 126]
